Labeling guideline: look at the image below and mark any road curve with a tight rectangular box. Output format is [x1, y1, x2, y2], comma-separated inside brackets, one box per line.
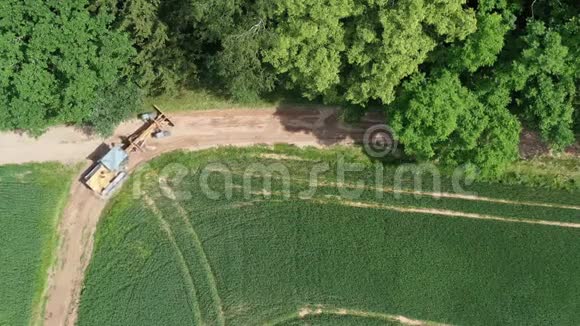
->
[0, 108, 376, 326]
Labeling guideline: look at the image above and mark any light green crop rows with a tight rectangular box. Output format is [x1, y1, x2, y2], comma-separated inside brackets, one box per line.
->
[78, 146, 580, 325]
[0, 163, 75, 326]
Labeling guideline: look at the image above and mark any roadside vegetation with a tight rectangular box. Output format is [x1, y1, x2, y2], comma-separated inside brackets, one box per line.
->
[78, 146, 580, 326]
[500, 155, 580, 190]
[0, 163, 76, 326]
[1, 0, 578, 178]
[143, 89, 275, 112]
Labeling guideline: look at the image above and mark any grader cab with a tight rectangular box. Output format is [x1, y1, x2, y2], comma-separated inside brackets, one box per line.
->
[83, 105, 174, 198]
[83, 146, 129, 198]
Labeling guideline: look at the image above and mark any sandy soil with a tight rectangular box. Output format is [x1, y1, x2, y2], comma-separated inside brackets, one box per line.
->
[292, 305, 449, 326]
[0, 108, 372, 326]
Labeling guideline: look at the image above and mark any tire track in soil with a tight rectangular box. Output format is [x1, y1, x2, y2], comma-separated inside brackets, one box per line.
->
[330, 199, 580, 229]
[331, 183, 580, 211]
[224, 173, 580, 211]
[162, 185, 226, 326]
[265, 306, 451, 326]
[142, 194, 203, 326]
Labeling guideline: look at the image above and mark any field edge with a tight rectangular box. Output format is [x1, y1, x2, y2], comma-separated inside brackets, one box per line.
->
[29, 163, 79, 326]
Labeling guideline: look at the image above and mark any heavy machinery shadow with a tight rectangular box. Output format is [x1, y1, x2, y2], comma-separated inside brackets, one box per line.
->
[80, 143, 112, 185]
[86, 143, 111, 163]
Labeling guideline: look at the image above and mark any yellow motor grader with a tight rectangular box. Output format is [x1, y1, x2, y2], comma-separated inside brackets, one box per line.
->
[83, 105, 174, 198]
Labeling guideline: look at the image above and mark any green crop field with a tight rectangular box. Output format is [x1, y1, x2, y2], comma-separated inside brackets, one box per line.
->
[78, 146, 580, 326]
[0, 163, 76, 326]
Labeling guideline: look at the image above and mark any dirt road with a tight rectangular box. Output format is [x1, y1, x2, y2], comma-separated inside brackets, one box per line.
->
[0, 108, 375, 326]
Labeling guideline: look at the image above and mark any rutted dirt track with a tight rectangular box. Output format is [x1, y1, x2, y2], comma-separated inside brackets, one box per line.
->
[0, 108, 369, 326]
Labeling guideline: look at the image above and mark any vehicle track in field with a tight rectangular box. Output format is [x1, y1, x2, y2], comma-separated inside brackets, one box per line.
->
[265, 306, 451, 326]
[143, 194, 203, 325]
[320, 182, 580, 211]
[163, 185, 226, 326]
[211, 168, 580, 211]
[333, 200, 580, 229]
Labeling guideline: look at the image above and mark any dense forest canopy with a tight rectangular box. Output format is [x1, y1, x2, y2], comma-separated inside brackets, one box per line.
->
[0, 0, 578, 175]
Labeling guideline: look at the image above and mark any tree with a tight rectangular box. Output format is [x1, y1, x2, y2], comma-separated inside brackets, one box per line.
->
[470, 80, 521, 176]
[390, 71, 486, 161]
[95, 0, 197, 95]
[510, 20, 576, 149]
[190, 0, 277, 101]
[0, 0, 136, 135]
[440, 4, 516, 72]
[343, 0, 477, 105]
[215, 29, 276, 102]
[265, 0, 477, 105]
[389, 70, 522, 176]
[264, 0, 354, 100]
[386, 1, 521, 175]
[89, 82, 142, 136]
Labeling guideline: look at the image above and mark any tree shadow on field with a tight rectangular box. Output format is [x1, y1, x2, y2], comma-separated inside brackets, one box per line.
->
[273, 104, 415, 165]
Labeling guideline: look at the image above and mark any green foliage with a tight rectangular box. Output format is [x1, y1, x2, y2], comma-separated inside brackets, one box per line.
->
[89, 82, 142, 136]
[390, 70, 521, 177]
[443, 9, 515, 72]
[344, 0, 477, 105]
[387, 0, 580, 175]
[391, 71, 484, 160]
[521, 73, 575, 149]
[555, 16, 580, 134]
[0, 0, 135, 135]
[0, 163, 75, 326]
[78, 147, 580, 326]
[103, 0, 169, 92]
[96, 0, 198, 95]
[558, 17, 580, 79]
[214, 29, 276, 102]
[470, 82, 521, 176]
[191, 0, 258, 41]
[265, 0, 354, 100]
[510, 20, 576, 149]
[500, 155, 580, 190]
[265, 0, 477, 104]
[191, 0, 277, 101]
